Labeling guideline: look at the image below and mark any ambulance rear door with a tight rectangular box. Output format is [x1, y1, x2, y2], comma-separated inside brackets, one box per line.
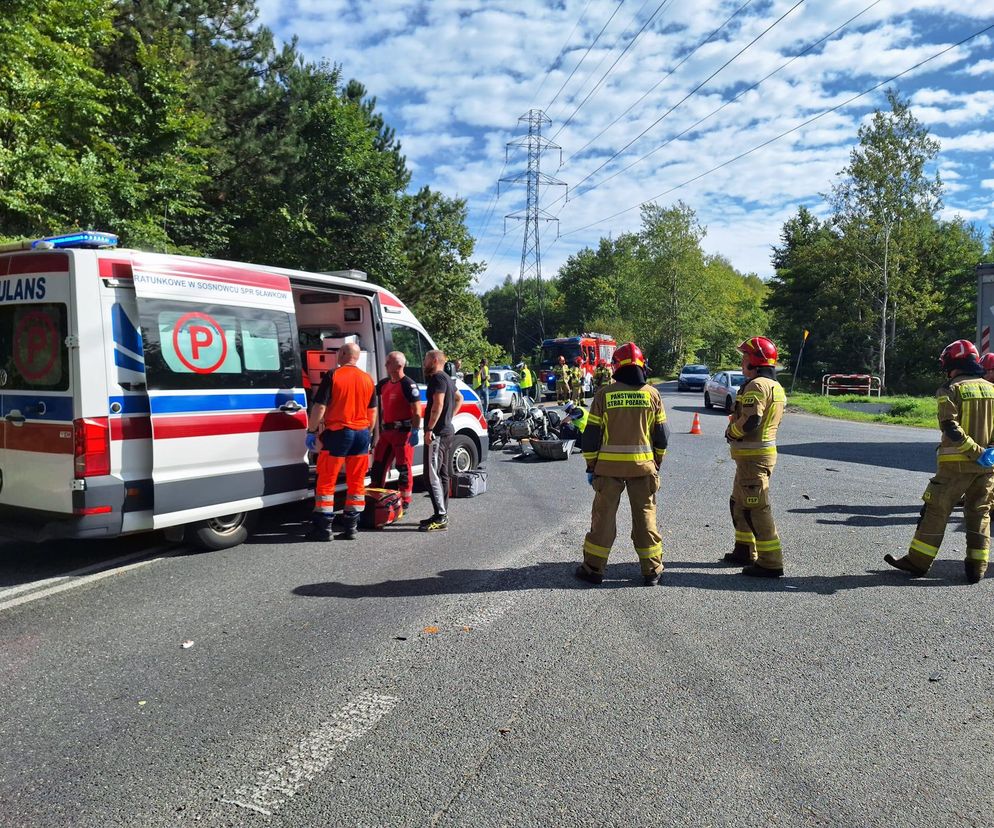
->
[130, 254, 308, 528]
[0, 252, 76, 515]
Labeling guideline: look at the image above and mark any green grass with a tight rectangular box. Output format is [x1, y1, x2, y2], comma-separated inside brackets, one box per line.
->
[787, 393, 936, 429]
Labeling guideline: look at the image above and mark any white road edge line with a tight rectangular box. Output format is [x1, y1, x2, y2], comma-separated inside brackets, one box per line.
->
[224, 691, 399, 817]
[0, 546, 170, 613]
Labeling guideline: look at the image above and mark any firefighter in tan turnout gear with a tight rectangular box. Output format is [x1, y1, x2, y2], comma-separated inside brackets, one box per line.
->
[886, 339, 994, 584]
[576, 342, 670, 586]
[723, 337, 787, 577]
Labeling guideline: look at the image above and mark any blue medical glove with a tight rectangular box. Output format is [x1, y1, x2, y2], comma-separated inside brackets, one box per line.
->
[408, 428, 420, 447]
[305, 432, 318, 452]
[977, 447, 994, 468]
[586, 472, 595, 486]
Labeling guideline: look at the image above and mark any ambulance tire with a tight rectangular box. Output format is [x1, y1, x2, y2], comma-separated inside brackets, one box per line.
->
[190, 510, 259, 551]
[450, 433, 479, 476]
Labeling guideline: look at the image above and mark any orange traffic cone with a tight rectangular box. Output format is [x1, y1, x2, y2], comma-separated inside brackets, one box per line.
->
[689, 412, 703, 435]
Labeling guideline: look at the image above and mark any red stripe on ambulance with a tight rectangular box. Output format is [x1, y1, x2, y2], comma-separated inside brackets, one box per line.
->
[0, 253, 69, 276]
[151, 411, 307, 440]
[2, 422, 74, 454]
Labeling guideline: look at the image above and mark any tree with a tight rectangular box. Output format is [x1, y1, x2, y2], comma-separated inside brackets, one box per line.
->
[0, 0, 118, 239]
[829, 89, 943, 388]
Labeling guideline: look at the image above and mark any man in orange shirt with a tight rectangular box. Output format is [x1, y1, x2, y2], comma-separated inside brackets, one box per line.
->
[306, 343, 377, 540]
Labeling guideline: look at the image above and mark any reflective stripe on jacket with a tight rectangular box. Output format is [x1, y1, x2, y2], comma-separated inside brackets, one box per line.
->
[936, 375, 994, 471]
[582, 382, 668, 476]
[727, 376, 785, 459]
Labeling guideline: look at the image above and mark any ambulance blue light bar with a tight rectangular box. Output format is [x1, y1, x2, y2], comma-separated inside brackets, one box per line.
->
[31, 231, 118, 249]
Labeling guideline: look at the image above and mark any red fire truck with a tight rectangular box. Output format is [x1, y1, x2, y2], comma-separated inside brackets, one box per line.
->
[538, 333, 617, 399]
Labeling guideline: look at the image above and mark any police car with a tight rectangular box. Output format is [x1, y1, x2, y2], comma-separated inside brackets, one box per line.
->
[0, 232, 488, 549]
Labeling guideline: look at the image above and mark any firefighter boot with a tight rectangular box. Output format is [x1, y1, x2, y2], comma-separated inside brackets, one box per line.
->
[742, 563, 783, 578]
[884, 553, 928, 577]
[334, 511, 360, 541]
[574, 564, 603, 586]
[723, 543, 756, 565]
[965, 559, 987, 584]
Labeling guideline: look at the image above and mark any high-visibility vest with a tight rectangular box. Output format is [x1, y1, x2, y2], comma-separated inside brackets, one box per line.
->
[519, 366, 533, 389]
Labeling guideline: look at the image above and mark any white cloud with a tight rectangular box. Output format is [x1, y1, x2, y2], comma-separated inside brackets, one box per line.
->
[964, 58, 994, 76]
[252, 1, 994, 287]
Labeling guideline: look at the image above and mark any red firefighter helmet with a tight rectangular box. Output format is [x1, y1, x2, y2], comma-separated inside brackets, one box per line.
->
[980, 352, 994, 372]
[737, 336, 778, 368]
[940, 339, 980, 369]
[612, 342, 646, 370]
[574, 356, 583, 366]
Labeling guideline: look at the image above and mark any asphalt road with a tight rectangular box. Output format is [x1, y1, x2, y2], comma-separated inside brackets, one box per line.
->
[2, 382, 992, 828]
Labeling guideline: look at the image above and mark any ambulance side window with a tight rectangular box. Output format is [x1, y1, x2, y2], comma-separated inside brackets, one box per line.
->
[387, 323, 432, 384]
[141, 301, 298, 390]
[0, 303, 69, 391]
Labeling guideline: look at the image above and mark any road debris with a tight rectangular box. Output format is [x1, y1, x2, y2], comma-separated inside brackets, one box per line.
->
[181, 640, 195, 649]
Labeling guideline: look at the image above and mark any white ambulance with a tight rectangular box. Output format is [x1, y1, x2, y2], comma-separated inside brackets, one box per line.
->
[0, 232, 488, 549]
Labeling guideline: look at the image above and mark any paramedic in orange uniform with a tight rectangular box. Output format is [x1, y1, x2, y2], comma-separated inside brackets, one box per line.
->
[306, 343, 377, 540]
[370, 350, 421, 512]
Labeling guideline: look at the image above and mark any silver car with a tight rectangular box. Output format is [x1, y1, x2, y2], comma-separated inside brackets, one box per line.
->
[704, 371, 746, 413]
[488, 368, 523, 411]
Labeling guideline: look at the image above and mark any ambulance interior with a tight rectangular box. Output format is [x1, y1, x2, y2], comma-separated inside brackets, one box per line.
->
[291, 287, 378, 402]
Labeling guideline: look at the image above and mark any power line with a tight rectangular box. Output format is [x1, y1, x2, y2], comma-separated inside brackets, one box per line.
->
[569, 0, 884, 200]
[559, 20, 994, 238]
[552, 0, 676, 139]
[472, 1, 605, 250]
[528, 0, 598, 111]
[546, 0, 627, 113]
[566, 0, 807, 194]
[567, 0, 757, 162]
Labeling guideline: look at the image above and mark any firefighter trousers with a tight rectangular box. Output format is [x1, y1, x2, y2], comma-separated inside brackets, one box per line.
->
[370, 429, 414, 506]
[907, 467, 994, 574]
[314, 428, 370, 529]
[556, 381, 569, 403]
[730, 456, 782, 570]
[582, 474, 663, 578]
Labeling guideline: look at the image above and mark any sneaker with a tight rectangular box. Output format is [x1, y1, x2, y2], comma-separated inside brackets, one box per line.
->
[742, 564, 783, 578]
[419, 515, 448, 532]
[574, 565, 603, 585]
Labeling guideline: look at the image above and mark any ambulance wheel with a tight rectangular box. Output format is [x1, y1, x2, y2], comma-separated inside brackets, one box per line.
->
[451, 434, 479, 475]
[190, 511, 258, 550]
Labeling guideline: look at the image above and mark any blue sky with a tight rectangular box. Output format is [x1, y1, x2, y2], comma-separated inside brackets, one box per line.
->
[256, 0, 994, 289]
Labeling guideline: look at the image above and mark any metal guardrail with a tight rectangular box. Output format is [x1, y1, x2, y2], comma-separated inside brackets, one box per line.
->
[821, 373, 882, 396]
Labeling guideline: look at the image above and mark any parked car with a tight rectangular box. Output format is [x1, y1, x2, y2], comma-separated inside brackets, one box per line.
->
[677, 363, 710, 392]
[489, 368, 523, 411]
[704, 371, 746, 412]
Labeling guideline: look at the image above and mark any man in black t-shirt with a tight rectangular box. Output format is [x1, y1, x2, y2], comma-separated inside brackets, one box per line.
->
[420, 348, 461, 531]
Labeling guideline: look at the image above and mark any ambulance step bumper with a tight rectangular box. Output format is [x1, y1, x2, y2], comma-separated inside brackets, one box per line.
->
[0, 505, 121, 541]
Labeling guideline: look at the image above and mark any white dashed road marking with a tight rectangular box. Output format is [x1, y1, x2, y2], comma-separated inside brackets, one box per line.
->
[222, 691, 399, 817]
[0, 547, 168, 613]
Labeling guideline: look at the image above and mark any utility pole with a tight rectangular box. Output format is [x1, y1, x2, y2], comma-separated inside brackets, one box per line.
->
[499, 109, 566, 359]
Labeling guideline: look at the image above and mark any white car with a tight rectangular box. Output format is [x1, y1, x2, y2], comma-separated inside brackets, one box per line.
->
[704, 371, 746, 413]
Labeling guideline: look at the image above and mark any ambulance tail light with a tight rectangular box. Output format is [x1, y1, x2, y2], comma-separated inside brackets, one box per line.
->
[74, 418, 111, 477]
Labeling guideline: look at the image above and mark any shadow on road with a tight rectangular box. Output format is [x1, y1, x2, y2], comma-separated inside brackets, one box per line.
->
[777, 441, 934, 474]
[293, 558, 973, 600]
[788, 502, 922, 527]
[669, 404, 728, 416]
